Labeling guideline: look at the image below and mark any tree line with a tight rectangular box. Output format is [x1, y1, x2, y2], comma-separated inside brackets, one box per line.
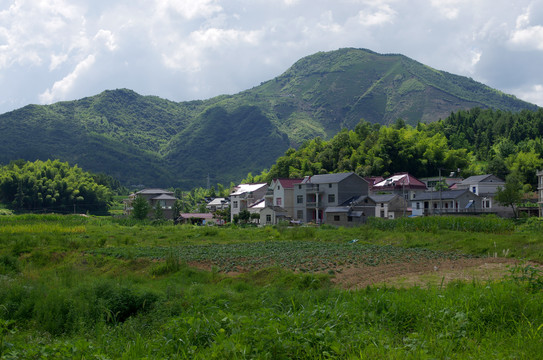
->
[0, 159, 112, 214]
[248, 108, 543, 190]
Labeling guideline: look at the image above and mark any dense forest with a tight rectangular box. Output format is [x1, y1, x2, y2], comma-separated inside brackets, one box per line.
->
[0, 159, 113, 214]
[249, 108, 543, 189]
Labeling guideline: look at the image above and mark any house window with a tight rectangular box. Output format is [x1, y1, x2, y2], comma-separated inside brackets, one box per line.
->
[298, 185, 302, 189]
[380, 203, 384, 208]
[277, 185, 280, 190]
[329, 183, 332, 188]
[266, 214, 272, 223]
[297, 195, 303, 204]
[416, 202, 420, 210]
[297, 210, 303, 219]
[334, 215, 340, 221]
[472, 186, 477, 194]
[328, 194, 335, 203]
[276, 197, 282, 206]
[348, 216, 353, 222]
[233, 201, 238, 209]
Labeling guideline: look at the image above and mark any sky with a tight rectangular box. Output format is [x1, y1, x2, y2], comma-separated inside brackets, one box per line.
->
[1, 0, 543, 115]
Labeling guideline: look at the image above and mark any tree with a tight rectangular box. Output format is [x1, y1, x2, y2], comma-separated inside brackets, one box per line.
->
[131, 195, 150, 220]
[171, 199, 183, 221]
[495, 176, 523, 219]
[153, 201, 165, 221]
[238, 209, 250, 223]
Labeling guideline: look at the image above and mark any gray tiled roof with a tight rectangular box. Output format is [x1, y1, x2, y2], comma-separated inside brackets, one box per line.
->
[460, 174, 504, 185]
[302, 172, 356, 184]
[413, 189, 472, 201]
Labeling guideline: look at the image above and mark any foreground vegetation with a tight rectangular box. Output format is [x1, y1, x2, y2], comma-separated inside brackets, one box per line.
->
[1, 214, 543, 358]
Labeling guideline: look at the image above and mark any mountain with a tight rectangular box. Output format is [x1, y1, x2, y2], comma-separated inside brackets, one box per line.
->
[0, 48, 538, 188]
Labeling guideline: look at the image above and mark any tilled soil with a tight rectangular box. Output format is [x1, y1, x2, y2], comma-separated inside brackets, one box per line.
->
[331, 257, 528, 289]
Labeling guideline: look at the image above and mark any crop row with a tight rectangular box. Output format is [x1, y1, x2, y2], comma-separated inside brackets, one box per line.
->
[89, 241, 475, 273]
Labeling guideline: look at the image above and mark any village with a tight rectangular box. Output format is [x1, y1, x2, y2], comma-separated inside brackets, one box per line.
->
[123, 170, 543, 226]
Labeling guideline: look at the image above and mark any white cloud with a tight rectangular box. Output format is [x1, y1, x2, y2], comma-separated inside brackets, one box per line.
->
[154, 0, 222, 20]
[430, 0, 466, 20]
[357, 4, 396, 26]
[509, 6, 543, 50]
[94, 29, 118, 51]
[39, 54, 96, 104]
[1, 0, 543, 113]
[512, 84, 543, 106]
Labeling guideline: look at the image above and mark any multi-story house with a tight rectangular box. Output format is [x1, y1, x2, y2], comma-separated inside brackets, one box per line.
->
[268, 178, 303, 218]
[229, 183, 268, 222]
[123, 188, 177, 219]
[293, 172, 369, 224]
[370, 172, 428, 201]
[454, 174, 512, 216]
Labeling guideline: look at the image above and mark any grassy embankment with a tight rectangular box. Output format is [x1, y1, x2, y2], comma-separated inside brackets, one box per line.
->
[1, 214, 543, 359]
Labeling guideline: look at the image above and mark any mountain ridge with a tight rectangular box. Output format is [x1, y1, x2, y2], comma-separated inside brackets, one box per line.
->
[0, 48, 538, 188]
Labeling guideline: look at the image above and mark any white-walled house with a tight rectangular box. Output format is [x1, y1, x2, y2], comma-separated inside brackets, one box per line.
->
[268, 178, 303, 219]
[411, 189, 482, 216]
[454, 174, 513, 216]
[229, 183, 268, 222]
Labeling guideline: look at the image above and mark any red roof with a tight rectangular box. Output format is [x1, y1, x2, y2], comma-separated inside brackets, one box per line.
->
[275, 178, 304, 189]
[373, 173, 427, 190]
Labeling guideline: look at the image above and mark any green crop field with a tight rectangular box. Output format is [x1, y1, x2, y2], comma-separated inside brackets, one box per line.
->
[1, 214, 543, 359]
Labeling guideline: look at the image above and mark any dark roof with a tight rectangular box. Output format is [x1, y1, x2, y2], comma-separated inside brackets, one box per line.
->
[301, 172, 359, 184]
[136, 188, 174, 195]
[460, 174, 504, 185]
[369, 194, 398, 203]
[413, 189, 475, 201]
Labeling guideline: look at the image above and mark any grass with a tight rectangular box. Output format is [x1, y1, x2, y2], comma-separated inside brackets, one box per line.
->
[0, 214, 542, 358]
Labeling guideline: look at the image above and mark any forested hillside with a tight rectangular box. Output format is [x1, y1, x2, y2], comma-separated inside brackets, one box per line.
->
[0, 48, 537, 188]
[250, 108, 543, 189]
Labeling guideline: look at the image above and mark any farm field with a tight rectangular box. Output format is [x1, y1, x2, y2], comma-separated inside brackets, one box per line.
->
[1, 214, 543, 359]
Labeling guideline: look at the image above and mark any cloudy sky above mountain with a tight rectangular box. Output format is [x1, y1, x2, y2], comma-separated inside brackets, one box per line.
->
[1, 0, 542, 114]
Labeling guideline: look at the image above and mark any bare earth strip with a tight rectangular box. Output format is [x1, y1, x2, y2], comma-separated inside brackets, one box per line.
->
[331, 258, 530, 289]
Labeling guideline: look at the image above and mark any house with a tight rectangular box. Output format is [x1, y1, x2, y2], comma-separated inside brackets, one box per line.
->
[454, 174, 513, 216]
[411, 189, 483, 216]
[123, 188, 177, 219]
[370, 194, 409, 219]
[370, 173, 428, 201]
[325, 194, 408, 227]
[293, 172, 369, 224]
[257, 186, 289, 225]
[268, 178, 303, 218]
[229, 183, 268, 222]
[260, 205, 288, 225]
[420, 176, 463, 191]
[206, 197, 230, 212]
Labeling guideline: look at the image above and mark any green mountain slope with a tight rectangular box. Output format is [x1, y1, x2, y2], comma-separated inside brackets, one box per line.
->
[0, 48, 538, 188]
